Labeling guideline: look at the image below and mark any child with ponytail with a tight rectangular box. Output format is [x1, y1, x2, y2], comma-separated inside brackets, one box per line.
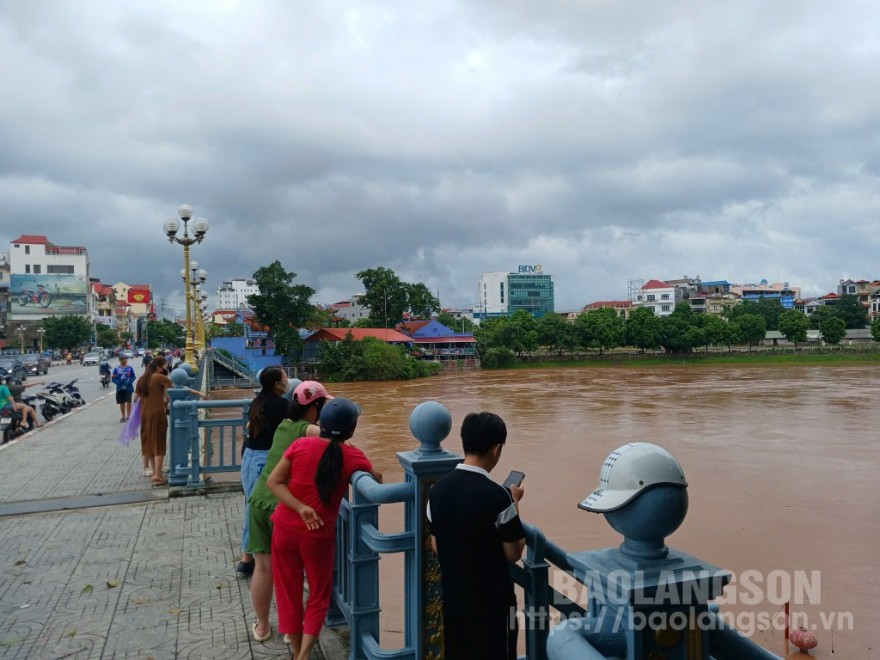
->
[267, 397, 382, 658]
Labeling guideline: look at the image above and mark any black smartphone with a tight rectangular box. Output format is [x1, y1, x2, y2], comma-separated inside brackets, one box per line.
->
[502, 470, 525, 489]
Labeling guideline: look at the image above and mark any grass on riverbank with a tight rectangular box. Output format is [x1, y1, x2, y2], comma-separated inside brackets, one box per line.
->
[512, 349, 880, 369]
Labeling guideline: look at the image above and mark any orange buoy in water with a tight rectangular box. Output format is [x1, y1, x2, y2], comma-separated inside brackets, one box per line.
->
[789, 626, 818, 652]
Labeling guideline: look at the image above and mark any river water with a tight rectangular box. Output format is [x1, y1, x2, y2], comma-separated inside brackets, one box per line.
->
[321, 363, 879, 658]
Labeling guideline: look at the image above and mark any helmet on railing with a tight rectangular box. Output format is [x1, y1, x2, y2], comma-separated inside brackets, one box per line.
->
[318, 397, 360, 441]
[578, 442, 687, 513]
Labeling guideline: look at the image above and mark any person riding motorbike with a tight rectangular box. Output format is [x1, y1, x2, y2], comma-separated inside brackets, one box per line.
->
[99, 360, 112, 387]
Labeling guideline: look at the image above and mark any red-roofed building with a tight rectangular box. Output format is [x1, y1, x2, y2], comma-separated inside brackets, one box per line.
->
[581, 300, 633, 320]
[302, 327, 412, 361]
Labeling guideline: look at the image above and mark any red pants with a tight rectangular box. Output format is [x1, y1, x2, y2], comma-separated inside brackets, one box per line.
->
[271, 524, 335, 636]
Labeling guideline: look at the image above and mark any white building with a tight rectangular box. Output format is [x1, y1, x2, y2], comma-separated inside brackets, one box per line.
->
[217, 277, 260, 310]
[7, 234, 91, 323]
[631, 279, 680, 317]
[330, 295, 370, 323]
[477, 272, 511, 317]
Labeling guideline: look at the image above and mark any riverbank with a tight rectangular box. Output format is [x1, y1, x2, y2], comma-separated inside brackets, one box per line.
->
[512, 347, 880, 369]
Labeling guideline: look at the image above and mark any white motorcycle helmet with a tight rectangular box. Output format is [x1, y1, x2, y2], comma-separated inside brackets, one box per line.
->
[578, 442, 687, 513]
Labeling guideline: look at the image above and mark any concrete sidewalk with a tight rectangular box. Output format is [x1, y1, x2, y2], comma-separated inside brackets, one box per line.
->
[0, 391, 348, 659]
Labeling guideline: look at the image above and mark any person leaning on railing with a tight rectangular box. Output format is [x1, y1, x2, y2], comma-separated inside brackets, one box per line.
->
[244, 381, 332, 644]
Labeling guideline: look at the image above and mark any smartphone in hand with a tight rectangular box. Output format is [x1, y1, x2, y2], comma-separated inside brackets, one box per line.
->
[502, 470, 525, 489]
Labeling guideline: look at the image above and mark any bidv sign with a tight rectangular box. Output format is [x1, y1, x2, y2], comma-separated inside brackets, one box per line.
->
[517, 264, 543, 274]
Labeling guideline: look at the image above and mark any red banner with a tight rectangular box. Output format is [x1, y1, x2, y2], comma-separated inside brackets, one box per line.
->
[127, 288, 151, 304]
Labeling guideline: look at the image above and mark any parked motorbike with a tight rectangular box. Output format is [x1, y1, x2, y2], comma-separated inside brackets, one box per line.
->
[44, 380, 84, 409]
[35, 392, 68, 421]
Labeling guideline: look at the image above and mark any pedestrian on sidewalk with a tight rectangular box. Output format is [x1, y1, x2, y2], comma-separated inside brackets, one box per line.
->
[245, 381, 330, 643]
[134, 355, 204, 486]
[111, 355, 136, 422]
[237, 367, 289, 578]
[267, 397, 382, 658]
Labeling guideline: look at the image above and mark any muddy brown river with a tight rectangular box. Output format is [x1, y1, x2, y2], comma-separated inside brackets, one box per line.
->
[301, 363, 876, 659]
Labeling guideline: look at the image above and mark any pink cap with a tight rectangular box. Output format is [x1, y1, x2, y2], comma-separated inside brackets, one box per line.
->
[292, 380, 334, 405]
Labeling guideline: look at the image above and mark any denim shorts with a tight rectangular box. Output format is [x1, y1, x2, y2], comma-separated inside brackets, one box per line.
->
[240, 448, 269, 552]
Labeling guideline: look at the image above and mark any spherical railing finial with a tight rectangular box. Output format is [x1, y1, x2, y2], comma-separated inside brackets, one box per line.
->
[409, 401, 452, 453]
[170, 368, 190, 386]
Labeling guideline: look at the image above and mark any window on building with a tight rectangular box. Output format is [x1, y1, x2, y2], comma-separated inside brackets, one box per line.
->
[647, 294, 655, 302]
[25, 264, 30, 273]
[661, 305, 670, 312]
[25, 246, 30, 254]
[33, 265, 41, 274]
[636, 295, 642, 301]
[661, 294, 669, 300]
[48, 265, 75, 274]
[648, 306, 655, 312]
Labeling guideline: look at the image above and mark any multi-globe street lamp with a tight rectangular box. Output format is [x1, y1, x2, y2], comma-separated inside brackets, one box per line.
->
[17, 325, 25, 353]
[164, 205, 208, 366]
[37, 327, 45, 353]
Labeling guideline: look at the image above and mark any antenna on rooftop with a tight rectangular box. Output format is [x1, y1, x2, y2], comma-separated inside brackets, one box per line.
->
[628, 278, 645, 302]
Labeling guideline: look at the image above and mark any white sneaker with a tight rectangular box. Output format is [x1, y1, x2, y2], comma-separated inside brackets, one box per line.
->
[143, 467, 153, 477]
[161, 465, 169, 473]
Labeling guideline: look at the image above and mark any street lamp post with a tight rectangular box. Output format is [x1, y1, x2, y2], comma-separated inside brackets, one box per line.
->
[164, 205, 209, 367]
[17, 325, 26, 353]
[37, 327, 45, 353]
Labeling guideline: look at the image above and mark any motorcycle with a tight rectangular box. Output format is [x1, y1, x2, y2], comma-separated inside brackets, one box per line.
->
[35, 392, 68, 421]
[1, 406, 26, 444]
[18, 285, 52, 308]
[100, 371, 111, 387]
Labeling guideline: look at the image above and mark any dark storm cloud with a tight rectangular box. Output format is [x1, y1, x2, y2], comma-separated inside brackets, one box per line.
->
[1, 0, 878, 313]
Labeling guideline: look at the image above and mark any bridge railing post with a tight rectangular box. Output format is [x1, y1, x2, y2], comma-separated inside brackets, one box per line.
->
[395, 401, 460, 659]
[348, 475, 382, 658]
[167, 366, 200, 487]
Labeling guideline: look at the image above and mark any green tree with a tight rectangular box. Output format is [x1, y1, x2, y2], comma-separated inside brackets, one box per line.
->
[835, 295, 869, 328]
[356, 267, 440, 327]
[537, 313, 576, 356]
[726, 298, 785, 330]
[624, 307, 662, 352]
[819, 316, 846, 345]
[720, 321, 744, 351]
[734, 314, 766, 351]
[872, 317, 880, 342]
[507, 310, 539, 356]
[146, 319, 185, 348]
[697, 314, 728, 351]
[657, 304, 703, 354]
[406, 282, 441, 320]
[435, 312, 474, 334]
[318, 335, 440, 381]
[575, 307, 624, 355]
[96, 324, 119, 348]
[248, 260, 316, 357]
[777, 309, 810, 348]
[43, 315, 92, 351]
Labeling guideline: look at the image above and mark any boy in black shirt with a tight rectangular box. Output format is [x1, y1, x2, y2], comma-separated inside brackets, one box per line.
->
[427, 412, 525, 660]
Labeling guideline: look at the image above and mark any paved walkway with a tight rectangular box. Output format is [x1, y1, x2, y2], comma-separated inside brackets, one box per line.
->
[0, 391, 348, 659]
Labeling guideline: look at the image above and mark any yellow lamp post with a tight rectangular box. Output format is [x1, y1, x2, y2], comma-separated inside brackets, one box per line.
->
[164, 205, 208, 367]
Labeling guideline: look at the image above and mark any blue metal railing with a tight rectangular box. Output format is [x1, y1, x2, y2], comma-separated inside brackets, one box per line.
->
[166, 388, 782, 660]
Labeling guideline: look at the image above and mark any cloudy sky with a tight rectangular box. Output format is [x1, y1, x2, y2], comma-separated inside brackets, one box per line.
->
[1, 0, 878, 316]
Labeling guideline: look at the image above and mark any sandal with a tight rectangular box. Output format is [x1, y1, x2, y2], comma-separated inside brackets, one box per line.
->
[252, 622, 272, 642]
[151, 478, 168, 487]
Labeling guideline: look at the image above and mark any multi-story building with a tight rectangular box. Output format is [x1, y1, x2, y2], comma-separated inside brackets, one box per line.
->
[729, 281, 800, 308]
[7, 235, 91, 348]
[581, 300, 633, 320]
[217, 277, 259, 310]
[631, 280, 680, 317]
[328, 295, 370, 324]
[0, 252, 9, 346]
[838, 279, 880, 319]
[477, 266, 554, 319]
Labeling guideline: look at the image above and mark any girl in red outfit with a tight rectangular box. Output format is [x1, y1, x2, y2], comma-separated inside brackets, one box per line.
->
[267, 397, 382, 658]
